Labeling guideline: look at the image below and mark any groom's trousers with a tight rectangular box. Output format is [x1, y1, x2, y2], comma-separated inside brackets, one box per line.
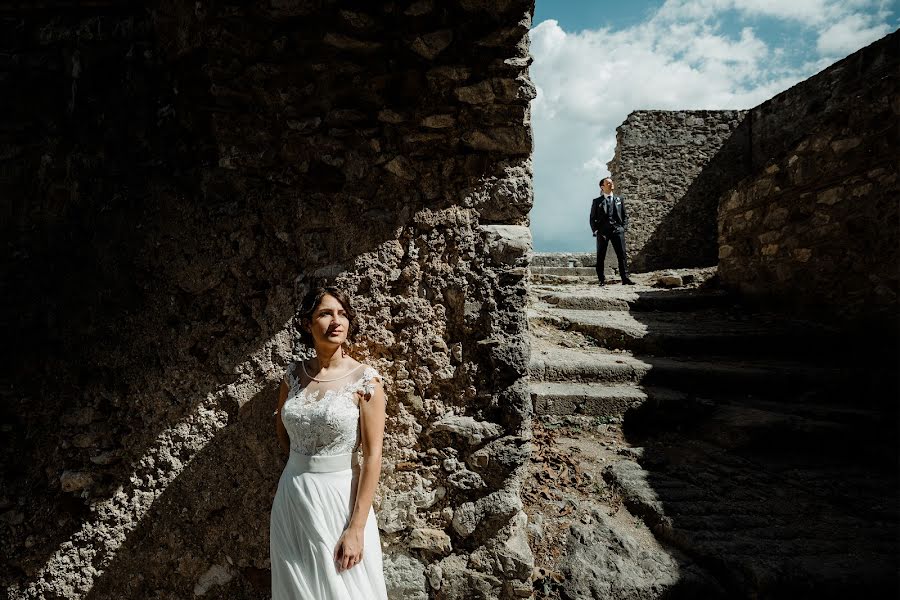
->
[595, 230, 629, 282]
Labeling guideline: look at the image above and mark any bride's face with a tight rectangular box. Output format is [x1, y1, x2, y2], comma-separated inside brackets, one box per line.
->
[308, 294, 350, 347]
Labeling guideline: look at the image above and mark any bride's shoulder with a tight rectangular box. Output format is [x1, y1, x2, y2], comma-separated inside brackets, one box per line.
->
[357, 364, 383, 400]
[353, 362, 381, 380]
[352, 362, 383, 394]
[284, 360, 304, 390]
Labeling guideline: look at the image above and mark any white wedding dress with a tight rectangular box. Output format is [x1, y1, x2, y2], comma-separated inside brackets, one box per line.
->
[270, 362, 388, 600]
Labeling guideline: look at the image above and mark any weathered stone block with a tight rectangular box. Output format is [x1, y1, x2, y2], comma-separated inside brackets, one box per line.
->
[60, 471, 93, 493]
[323, 33, 381, 52]
[409, 30, 453, 60]
[428, 415, 504, 446]
[816, 188, 843, 205]
[420, 114, 456, 129]
[462, 128, 532, 154]
[384, 156, 417, 180]
[384, 553, 427, 600]
[480, 225, 531, 266]
[408, 527, 452, 555]
[470, 159, 534, 222]
[494, 511, 533, 580]
[830, 137, 862, 154]
[657, 274, 683, 288]
[433, 554, 501, 600]
[193, 564, 234, 596]
[451, 489, 522, 538]
[455, 80, 496, 104]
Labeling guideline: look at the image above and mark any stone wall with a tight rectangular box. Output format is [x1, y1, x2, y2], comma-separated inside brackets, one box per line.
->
[718, 31, 899, 326]
[1, 2, 535, 599]
[608, 110, 749, 272]
[530, 253, 595, 267]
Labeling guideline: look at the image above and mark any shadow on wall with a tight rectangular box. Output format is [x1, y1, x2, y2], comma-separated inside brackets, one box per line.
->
[2, 2, 536, 598]
[0, 7, 386, 598]
[81, 386, 282, 599]
[0, 9, 257, 595]
[717, 30, 900, 328]
[0, 12, 401, 593]
[631, 117, 752, 273]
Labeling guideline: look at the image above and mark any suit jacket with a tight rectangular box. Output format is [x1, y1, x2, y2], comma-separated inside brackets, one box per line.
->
[590, 194, 629, 235]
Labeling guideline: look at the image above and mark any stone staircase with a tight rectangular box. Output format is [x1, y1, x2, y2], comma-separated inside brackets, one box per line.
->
[529, 253, 603, 285]
[525, 270, 899, 599]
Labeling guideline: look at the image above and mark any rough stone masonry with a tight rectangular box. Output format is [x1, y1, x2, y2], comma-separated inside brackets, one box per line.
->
[1, 2, 536, 599]
[608, 110, 749, 272]
[608, 31, 899, 326]
[718, 30, 899, 326]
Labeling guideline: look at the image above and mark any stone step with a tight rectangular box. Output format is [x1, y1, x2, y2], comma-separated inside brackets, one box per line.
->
[530, 381, 686, 417]
[528, 344, 859, 395]
[539, 287, 732, 312]
[529, 266, 597, 276]
[531, 307, 838, 357]
[529, 346, 647, 384]
[623, 394, 892, 443]
[530, 274, 600, 285]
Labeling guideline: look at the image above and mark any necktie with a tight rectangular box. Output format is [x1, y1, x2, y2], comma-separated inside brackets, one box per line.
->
[606, 196, 613, 218]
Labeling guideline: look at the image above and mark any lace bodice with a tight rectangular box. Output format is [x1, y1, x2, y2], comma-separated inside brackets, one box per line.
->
[281, 362, 382, 456]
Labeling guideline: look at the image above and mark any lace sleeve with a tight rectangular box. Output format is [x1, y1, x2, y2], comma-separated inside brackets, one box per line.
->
[357, 366, 383, 401]
[284, 363, 299, 394]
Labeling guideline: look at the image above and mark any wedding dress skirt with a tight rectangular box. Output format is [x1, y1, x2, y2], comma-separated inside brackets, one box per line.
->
[270, 364, 387, 600]
[270, 452, 386, 599]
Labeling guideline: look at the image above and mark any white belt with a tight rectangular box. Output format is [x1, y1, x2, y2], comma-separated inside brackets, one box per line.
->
[289, 451, 358, 473]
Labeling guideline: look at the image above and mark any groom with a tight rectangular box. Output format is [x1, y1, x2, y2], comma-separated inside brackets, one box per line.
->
[589, 176, 634, 285]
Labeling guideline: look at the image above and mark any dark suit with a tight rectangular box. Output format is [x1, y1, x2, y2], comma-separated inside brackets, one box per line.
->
[589, 194, 630, 282]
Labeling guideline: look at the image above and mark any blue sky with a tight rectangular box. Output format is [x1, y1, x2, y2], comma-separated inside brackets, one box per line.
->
[530, 0, 899, 251]
[535, 1, 661, 32]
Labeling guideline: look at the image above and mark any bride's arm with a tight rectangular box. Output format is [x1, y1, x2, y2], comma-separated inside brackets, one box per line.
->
[335, 379, 386, 571]
[351, 380, 387, 526]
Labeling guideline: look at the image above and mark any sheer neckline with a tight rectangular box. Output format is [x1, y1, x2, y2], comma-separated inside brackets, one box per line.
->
[285, 363, 380, 405]
[300, 360, 364, 382]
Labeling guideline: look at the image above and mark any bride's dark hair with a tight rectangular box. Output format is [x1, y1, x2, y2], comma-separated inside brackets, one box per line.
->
[297, 286, 358, 346]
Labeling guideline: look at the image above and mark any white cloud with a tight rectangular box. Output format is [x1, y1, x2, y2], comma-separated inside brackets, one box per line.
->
[655, 0, 885, 28]
[656, 0, 897, 60]
[529, 1, 897, 251]
[529, 19, 794, 251]
[816, 13, 893, 55]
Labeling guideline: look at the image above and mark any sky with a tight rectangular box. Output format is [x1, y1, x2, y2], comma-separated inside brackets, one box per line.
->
[529, 0, 899, 251]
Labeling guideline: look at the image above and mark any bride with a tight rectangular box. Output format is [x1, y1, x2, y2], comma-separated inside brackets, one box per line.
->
[270, 286, 388, 599]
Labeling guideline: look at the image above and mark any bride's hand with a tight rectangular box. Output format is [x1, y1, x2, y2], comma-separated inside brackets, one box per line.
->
[334, 527, 364, 571]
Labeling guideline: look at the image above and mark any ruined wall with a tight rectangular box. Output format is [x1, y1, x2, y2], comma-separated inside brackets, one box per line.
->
[718, 31, 899, 325]
[1, 2, 535, 598]
[529, 253, 595, 268]
[608, 110, 748, 272]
